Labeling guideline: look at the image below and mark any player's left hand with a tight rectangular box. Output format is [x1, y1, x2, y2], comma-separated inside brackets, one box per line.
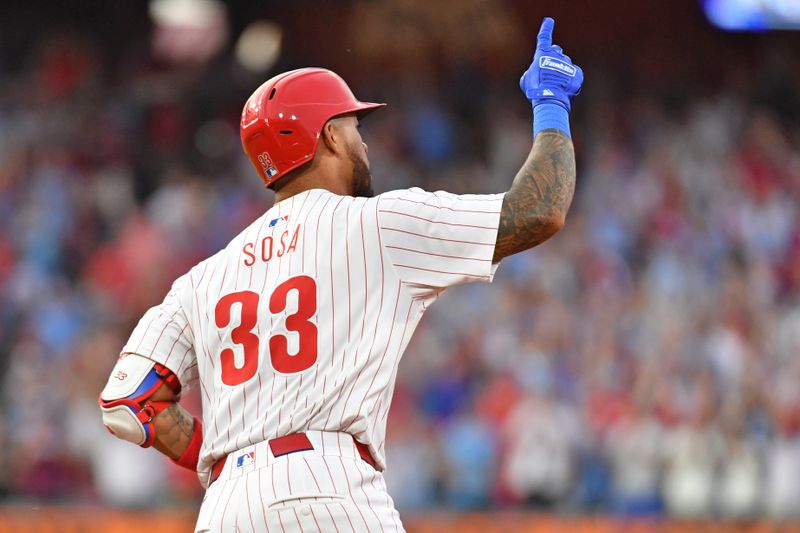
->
[520, 17, 584, 112]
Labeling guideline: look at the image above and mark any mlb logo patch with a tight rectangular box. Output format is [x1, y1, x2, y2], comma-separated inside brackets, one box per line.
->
[258, 152, 278, 178]
[269, 215, 289, 228]
[235, 451, 255, 468]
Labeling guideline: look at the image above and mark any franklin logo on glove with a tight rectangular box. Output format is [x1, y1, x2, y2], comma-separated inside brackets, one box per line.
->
[539, 56, 577, 77]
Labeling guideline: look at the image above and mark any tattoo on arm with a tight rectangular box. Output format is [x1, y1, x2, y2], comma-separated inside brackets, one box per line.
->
[493, 129, 576, 262]
[153, 403, 195, 460]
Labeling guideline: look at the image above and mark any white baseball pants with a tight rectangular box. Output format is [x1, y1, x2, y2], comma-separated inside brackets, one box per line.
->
[194, 431, 405, 532]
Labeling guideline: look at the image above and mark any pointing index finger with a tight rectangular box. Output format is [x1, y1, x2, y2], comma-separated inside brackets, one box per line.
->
[537, 17, 554, 49]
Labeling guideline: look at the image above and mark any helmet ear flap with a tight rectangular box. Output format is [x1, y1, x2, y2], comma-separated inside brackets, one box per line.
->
[240, 68, 385, 187]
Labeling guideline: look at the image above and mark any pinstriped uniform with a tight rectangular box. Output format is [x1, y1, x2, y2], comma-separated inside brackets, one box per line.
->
[120, 187, 504, 532]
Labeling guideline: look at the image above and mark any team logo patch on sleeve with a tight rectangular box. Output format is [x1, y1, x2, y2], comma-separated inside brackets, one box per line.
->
[235, 451, 255, 468]
[269, 215, 289, 228]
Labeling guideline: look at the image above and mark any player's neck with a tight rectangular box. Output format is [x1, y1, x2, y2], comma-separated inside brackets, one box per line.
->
[273, 163, 349, 204]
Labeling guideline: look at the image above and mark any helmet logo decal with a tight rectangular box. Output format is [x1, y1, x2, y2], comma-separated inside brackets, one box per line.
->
[257, 152, 279, 178]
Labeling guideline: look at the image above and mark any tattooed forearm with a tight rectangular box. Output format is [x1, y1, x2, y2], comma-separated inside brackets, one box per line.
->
[153, 402, 196, 460]
[493, 129, 575, 262]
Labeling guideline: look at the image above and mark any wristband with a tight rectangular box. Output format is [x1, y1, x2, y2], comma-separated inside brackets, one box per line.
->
[533, 102, 570, 138]
[171, 417, 203, 471]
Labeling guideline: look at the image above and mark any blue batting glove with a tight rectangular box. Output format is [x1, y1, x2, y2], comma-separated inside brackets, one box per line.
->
[520, 17, 584, 112]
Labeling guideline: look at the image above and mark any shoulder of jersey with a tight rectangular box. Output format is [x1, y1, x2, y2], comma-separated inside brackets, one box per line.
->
[180, 212, 268, 276]
[376, 187, 431, 199]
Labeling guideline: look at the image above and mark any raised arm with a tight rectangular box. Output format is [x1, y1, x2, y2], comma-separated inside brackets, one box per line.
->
[493, 130, 575, 261]
[493, 17, 583, 262]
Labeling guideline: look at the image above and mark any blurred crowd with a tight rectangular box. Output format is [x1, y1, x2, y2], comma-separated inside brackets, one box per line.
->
[1, 19, 800, 522]
[388, 89, 800, 519]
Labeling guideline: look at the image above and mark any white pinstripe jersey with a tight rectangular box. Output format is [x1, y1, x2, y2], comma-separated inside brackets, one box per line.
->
[121, 187, 504, 484]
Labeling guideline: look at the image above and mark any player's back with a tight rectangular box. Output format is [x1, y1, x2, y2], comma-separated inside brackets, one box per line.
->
[122, 186, 503, 479]
[185, 189, 416, 473]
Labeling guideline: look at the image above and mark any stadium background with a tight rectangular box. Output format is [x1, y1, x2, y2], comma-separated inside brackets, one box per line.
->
[1, 0, 799, 530]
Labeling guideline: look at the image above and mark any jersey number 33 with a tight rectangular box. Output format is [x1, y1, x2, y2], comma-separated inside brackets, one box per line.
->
[214, 275, 318, 386]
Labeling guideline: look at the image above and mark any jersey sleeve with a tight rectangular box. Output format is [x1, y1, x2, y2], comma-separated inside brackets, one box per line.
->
[377, 188, 504, 292]
[120, 274, 198, 390]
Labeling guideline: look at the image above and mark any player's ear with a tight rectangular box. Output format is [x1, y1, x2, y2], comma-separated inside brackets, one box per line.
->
[320, 119, 345, 157]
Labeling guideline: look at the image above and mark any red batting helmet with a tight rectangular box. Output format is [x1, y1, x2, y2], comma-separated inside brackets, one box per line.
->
[240, 68, 386, 187]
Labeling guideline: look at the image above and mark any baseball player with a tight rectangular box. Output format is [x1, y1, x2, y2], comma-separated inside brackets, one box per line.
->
[99, 17, 582, 532]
